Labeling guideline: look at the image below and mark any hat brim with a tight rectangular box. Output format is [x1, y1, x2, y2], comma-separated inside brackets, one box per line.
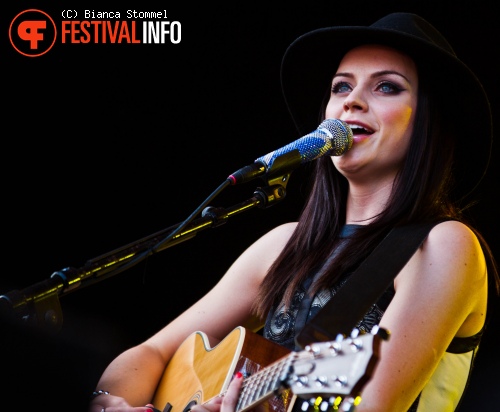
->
[281, 25, 493, 201]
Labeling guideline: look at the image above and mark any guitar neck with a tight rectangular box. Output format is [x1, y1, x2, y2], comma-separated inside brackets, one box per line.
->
[236, 354, 295, 412]
[234, 326, 389, 412]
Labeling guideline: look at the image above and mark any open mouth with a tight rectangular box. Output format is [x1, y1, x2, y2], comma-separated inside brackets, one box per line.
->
[349, 124, 374, 135]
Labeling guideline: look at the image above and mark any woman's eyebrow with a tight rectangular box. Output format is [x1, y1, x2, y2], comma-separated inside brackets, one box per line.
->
[333, 70, 411, 83]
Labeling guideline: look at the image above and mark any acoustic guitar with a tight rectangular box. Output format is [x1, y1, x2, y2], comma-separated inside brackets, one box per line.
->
[152, 325, 388, 412]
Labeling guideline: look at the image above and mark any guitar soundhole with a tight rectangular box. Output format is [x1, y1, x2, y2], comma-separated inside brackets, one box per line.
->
[183, 400, 198, 412]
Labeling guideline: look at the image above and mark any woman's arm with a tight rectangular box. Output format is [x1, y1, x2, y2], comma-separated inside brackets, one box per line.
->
[356, 220, 488, 411]
[88, 222, 297, 411]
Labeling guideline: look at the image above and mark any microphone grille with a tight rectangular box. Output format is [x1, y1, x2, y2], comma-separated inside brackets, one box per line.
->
[320, 119, 353, 156]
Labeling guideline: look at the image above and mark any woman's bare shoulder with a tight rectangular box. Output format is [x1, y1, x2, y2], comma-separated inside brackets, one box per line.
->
[427, 220, 481, 251]
[267, 221, 298, 238]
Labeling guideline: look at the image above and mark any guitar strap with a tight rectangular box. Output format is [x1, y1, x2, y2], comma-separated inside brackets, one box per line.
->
[295, 220, 446, 348]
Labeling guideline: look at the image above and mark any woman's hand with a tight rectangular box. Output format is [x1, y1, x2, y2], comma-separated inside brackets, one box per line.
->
[88, 393, 158, 412]
[88, 372, 243, 412]
[191, 372, 243, 412]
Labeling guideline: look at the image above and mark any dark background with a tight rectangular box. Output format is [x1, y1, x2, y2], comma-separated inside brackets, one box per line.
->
[2, 1, 499, 410]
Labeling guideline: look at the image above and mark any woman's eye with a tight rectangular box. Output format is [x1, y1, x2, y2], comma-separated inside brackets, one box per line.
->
[332, 81, 351, 94]
[377, 81, 402, 94]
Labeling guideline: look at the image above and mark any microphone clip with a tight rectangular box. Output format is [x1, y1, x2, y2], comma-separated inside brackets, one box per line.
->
[254, 184, 287, 208]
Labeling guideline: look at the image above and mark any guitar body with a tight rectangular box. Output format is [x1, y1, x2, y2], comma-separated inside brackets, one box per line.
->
[152, 326, 291, 412]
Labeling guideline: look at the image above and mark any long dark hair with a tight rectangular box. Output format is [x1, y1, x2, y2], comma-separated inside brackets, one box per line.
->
[253, 64, 499, 319]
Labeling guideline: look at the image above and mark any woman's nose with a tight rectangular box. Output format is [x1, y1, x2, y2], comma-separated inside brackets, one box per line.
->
[343, 90, 367, 112]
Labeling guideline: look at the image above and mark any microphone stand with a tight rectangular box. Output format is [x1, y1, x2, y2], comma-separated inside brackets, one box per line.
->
[0, 182, 288, 333]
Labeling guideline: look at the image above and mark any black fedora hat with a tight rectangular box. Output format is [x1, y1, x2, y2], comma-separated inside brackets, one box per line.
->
[280, 12, 493, 201]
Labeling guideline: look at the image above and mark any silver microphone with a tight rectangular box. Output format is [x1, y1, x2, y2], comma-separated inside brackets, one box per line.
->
[228, 119, 353, 185]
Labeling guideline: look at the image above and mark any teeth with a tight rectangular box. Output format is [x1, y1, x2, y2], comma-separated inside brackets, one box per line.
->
[349, 124, 374, 135]
[350, 125, 367, 134]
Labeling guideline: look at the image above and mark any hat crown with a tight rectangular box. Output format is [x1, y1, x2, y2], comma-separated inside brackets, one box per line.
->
[372, 13, 456, 56]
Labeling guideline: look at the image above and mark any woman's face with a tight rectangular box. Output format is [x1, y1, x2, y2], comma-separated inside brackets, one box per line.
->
[325, 44, 418, 185]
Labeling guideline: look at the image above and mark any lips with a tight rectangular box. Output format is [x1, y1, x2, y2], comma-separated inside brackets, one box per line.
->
[345, 122, 375, 143]
[349, 124, 374, 135]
